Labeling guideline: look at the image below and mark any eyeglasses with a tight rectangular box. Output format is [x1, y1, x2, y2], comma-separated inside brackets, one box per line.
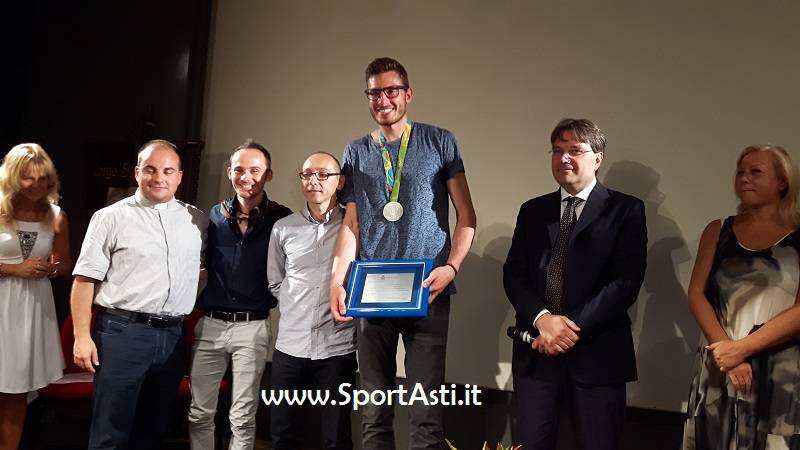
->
[364, 85, 409, 101]
[298, 171, 341, 181]
[549, 149, 593, 158]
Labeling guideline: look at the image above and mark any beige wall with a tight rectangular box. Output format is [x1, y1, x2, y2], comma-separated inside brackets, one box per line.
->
[200, 0, 800, 412]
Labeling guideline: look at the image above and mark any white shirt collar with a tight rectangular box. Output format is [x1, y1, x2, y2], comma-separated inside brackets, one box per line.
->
[134, 188, 175, 210]
[560, 177, 597, 203]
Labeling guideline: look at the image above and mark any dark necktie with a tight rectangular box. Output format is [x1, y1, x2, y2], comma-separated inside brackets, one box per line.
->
[545, 196, 582, 314]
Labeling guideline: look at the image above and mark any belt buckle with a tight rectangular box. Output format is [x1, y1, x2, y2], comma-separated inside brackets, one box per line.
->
[147, 315, 168, 328]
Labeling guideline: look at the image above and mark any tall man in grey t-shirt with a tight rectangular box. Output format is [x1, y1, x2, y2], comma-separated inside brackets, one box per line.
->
[330, 57, 477, 449]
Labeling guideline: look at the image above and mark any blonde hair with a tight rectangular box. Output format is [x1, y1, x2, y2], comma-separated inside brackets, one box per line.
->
[736, 144, 800, 228]
[0, 143, 61, 227]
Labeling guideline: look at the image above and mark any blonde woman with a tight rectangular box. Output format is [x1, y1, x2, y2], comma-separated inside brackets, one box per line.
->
[683, 145, 800, 449]
[0, 144, 71, 450]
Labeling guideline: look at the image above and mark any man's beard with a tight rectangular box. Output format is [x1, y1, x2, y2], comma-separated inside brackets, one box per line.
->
[370, 106, 405, 127]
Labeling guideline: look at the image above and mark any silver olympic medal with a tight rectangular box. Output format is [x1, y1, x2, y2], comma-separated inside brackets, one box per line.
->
[383, 201, 404, 222]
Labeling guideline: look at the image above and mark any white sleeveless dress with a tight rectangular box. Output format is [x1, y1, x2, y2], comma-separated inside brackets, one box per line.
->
[0, 204, 65, 393]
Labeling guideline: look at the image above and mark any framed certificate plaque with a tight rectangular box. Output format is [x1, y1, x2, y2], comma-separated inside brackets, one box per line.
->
[344, 259, 432, 317]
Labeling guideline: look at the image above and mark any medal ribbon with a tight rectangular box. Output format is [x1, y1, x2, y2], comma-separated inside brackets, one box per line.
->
[379, 121, 412, 202]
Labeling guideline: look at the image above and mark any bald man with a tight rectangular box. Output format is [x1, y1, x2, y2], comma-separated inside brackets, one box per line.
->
[267, 152, 357, 450]
[71, 140, 206, 449]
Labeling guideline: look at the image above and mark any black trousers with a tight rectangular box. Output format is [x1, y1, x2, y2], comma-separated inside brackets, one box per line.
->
[270, 349, 357, 450]
[356, 295, 451, 450]
[512, 363, 626, 450]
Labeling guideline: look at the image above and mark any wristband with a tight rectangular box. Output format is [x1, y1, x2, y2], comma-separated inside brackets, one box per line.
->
[446, 263, 458, 276]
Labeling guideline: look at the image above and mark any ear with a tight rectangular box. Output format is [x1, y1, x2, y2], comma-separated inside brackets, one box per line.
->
[336, 174, 345, 191]
[594, 151, 604, 170]
[264, 168, 273, 182]
[134, 165, 141, 183]
[175, 170, 183, 186]
[226, 166, 233, 181]
[405, 87, 413, 104]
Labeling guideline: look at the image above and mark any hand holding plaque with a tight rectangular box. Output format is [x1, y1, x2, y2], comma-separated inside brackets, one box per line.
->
[344, 259, 432, 317]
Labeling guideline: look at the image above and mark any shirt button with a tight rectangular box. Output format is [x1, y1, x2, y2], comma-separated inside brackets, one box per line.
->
[231, 297, 237, 301]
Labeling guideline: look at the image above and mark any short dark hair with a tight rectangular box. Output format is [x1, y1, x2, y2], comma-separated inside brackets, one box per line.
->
[231, 138, 272, 167]
[137, 139, 180, 167]
[365, 57, 410, 87]
[550, 118, 606, 154]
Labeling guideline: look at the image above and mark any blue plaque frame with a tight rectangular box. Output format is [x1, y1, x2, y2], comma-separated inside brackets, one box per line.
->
[344, 259, 432, 317]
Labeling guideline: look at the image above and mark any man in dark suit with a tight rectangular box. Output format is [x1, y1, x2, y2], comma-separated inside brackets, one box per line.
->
[503, 118, 647, 450]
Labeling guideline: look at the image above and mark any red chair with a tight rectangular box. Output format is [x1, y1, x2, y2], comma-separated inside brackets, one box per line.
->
[29, 310, 97, 449]
[37, 310, 96, 398]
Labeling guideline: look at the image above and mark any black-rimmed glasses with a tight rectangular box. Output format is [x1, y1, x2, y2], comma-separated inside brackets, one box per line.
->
[299, 171, 341, 181]
[364, 85, 409, 101]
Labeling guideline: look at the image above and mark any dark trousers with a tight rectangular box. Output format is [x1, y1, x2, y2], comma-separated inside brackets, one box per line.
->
[512, 365, 626, 450]
[357, 296, 450, 450]
[270, 349, 357, 450]
[88, 310, 186, 450]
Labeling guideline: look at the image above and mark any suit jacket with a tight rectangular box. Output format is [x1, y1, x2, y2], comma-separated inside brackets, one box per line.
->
[503, 182, 647, 385]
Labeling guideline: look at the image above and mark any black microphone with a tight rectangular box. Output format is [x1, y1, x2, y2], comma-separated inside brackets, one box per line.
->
[507, 326, 535, 344]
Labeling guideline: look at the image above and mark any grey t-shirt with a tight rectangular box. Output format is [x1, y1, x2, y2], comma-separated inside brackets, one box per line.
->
[340, 122, 465, 295]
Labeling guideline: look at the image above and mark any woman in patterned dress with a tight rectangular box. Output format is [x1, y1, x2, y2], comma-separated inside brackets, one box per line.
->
[683, 145, 800, 450]
[0, 144, 71, 450]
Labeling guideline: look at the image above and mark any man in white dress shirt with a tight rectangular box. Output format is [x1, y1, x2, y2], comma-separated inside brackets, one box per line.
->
[71, 140, 206, 450]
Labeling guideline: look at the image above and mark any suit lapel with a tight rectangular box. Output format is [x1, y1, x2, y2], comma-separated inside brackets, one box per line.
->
[570, 182, 609, 243]
[545, 190, 562, 248]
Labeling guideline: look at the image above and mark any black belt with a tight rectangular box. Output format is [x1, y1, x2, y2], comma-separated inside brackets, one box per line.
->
[204, 310, 268, 322]
[100, 307, 183, 328]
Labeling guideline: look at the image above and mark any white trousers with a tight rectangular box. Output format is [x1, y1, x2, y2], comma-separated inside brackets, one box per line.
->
[187, 316, 270, 450]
